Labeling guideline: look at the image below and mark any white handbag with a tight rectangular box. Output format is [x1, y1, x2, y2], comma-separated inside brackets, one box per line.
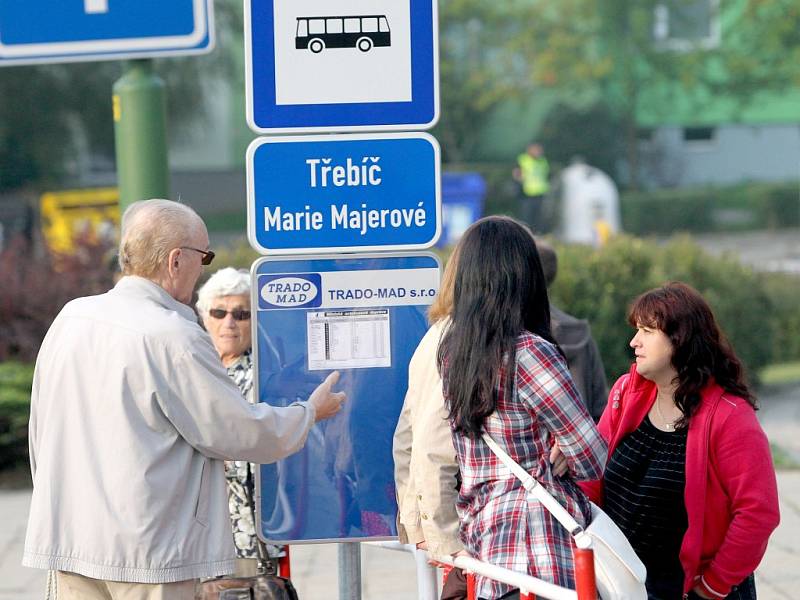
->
[482, 432, 648, 600]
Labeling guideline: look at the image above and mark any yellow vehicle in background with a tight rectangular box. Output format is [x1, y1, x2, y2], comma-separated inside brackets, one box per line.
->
[40, 188, 119, 254]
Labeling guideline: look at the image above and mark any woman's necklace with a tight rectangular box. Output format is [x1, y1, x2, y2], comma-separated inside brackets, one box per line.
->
[655, 393, 677, 431]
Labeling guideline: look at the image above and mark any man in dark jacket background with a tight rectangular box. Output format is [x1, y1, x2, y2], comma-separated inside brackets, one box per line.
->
[536, 239, 608, 421]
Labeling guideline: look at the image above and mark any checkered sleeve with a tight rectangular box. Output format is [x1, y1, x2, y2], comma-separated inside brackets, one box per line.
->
[516, 340, 607, 481]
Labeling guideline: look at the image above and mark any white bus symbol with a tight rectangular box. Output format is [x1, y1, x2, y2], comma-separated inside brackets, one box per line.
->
[295, 15, 391, 53]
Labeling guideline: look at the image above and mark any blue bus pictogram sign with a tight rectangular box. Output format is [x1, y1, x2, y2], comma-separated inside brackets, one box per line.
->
[245, 0, 439, 133]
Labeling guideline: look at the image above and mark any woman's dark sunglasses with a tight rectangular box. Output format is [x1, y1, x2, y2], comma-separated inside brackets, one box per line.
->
[181, 246, 215, 266]
[208, 308, 251, 321]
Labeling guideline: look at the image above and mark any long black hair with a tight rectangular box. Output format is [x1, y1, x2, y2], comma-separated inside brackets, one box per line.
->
[628, 281, 756, 429]
[437, 216, 557, 437]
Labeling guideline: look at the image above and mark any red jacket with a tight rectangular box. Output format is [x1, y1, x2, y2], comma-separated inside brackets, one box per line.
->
[581, 365, 780, 597]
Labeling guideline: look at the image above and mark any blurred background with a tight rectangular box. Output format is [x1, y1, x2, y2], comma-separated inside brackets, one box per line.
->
[1, 1, 799, 595]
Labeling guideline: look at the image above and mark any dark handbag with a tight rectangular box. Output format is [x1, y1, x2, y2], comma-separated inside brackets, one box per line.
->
[196, 466, 298, 600]
[196, 575, 298, 600]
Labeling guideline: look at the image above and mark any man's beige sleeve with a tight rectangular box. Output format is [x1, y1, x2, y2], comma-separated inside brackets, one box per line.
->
[162, 340, 316, 464]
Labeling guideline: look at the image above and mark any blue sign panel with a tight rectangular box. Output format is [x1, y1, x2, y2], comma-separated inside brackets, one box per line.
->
[245, 0, 439, 133]
[438, 172, 486, 247]
[0, 0, 213, 65]
[247, 133, 441, 254]
[252, 253, 440, 542]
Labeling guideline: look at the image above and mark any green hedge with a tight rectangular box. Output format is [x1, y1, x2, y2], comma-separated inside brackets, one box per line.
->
[549, 235, 799, 383]
[4, 235, 800, 472]
[620, 182, 800, 235]
[0, 362, 33, 470]
[449, 164, 800, 237]
[761, 272, 800, 364]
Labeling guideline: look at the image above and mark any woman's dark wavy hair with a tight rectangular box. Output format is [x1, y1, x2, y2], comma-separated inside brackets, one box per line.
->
[628, 281, 755, 429]
[437, 216, 557, 437]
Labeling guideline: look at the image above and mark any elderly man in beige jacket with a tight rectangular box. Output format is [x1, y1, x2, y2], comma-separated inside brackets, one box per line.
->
[24, 199, 345, 600]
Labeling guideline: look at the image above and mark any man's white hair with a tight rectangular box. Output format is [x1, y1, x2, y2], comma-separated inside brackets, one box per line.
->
[118, 199, 204, 278]
[196, 267, 251, 322]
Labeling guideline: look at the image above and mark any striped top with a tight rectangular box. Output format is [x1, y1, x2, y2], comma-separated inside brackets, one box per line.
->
[604, 415, 688, 587]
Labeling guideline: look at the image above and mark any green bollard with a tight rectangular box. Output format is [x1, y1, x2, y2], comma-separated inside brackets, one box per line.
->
[112, 59, 170, 213]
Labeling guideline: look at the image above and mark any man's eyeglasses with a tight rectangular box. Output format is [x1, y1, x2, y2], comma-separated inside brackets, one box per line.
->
[208, 308, 251, 321]
[180, 246, 215, 266]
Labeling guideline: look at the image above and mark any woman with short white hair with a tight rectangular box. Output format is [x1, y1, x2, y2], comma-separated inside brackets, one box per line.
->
[196, 267, 264, 574]
[197, 268, 252, 370]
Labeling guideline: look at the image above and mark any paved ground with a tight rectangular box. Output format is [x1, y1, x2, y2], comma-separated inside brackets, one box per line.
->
[682, 228, 800, 274]
[2, 385, 798, 600]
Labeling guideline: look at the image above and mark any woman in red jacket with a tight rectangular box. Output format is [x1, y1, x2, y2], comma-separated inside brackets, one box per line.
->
[581, 282, 779, 600]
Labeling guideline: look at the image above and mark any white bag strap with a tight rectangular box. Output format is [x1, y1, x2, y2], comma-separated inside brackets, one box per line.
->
[481, 432, 584, 536]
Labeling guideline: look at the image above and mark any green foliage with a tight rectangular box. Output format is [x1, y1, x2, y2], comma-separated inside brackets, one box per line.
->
[538, 102, 624, 181]
[654, 236, 774, 380]
[770, 443, 800, 471]
[761, 273, 800, 364]
[760, 362, 800, 387]
[0, 362, 33, 470]
[549, 237, 658, 381]
[0, 0, 243, 193]
[549, 235, 790, 382]
[621, 182, 800, 234]
[435, 0, 610, 163]
[452, 167, 800, 239]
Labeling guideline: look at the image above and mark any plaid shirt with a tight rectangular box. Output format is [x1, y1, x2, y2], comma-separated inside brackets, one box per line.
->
[448, 332, 607, 599]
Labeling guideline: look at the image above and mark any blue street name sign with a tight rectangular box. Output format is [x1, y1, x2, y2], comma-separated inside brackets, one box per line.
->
[245, 0, 439, 133]
[252, 253, 440, 542]
[246, 133, 441, 254]
[0, 0, 213, 65]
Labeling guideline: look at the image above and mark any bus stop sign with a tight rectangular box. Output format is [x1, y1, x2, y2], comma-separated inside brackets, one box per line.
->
[245, 0, 439, 133]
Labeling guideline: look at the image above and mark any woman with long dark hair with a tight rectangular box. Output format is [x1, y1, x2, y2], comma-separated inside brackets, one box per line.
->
[438, 216, 606, 600]
[581, 282, 780, 600]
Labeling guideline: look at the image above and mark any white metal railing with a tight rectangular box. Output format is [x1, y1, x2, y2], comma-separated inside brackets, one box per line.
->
[367, 540, 594, 600]
[367, 541, 438, 600]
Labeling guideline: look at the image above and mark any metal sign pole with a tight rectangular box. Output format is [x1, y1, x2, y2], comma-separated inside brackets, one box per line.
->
[338, 542, 362, 600]
[113, 59, 170, 212]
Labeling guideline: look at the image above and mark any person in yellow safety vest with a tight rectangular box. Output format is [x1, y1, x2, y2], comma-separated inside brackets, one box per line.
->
[513, 142, 550, 232]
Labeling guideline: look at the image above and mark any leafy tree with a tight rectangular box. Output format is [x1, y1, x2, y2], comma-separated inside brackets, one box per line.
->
[0, 63, 117, 190]
[434, 0, 611, 164]
[0, 0, 242, 193]
[538, 102, 624, 179]
[436, 0, 800, 184]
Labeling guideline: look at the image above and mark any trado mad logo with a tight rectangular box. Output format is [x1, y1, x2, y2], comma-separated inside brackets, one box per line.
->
[259, 273, 322, 310]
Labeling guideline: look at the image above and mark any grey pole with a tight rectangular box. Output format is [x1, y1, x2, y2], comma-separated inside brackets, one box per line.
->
[338, 542, 362, 600]
[414, 548, 440, 600]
